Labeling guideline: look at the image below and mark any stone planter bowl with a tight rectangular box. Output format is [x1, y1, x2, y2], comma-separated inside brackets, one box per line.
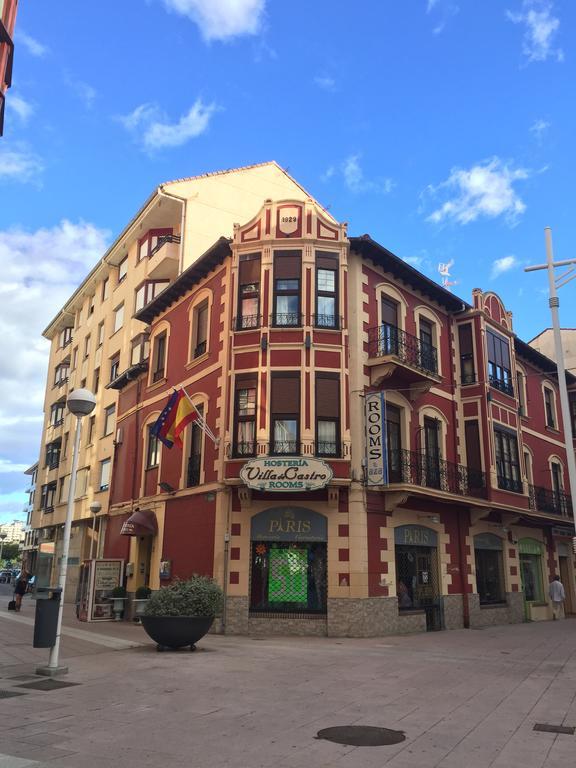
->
[141, 615, 214, 651]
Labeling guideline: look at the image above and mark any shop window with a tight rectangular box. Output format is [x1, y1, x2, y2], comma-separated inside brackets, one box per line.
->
[272, 251, 301, 327]
[103, 404, 115, 437]
[458, 324, 475, 384]
[146, 426, 160, 469]
[113, 303, 124, 333]
[544, 386, 556, 429]
[315, 374, 339, 456]
[395, 525, 441, 631]
[386, 404, 402, 482]
[187, 405, 203, 487]
[494, 428, 522, 493]
[270, 373, 300, 455]
[237, 253, 260, 330]
[191, 300, 209, 359]
[487, 329, 513, 396]
[99, 459, 111, 491]
[315, 252, 338, 329]
[151, 332, 167, 383]
[474, 533, 505, 605]
[519, 538, 544, 602]
[233, 378, 257, 456]
[118, 255, 128, 283]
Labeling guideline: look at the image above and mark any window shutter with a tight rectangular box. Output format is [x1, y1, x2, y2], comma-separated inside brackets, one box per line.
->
[316, 251, 338, 270]
[316, 375, 339, 418]
[274, 251, 301, 279]
[271, 375, 300, 413]
[381, 297, 398, 326]
[239, 253, 261, 284]
[459, 324, 473, 355]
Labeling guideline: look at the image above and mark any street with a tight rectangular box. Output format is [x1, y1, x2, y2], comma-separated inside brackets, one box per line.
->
[0, 586, 575, 768]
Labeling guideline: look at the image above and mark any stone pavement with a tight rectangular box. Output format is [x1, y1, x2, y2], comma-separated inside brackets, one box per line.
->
[0, 590, 575, 768]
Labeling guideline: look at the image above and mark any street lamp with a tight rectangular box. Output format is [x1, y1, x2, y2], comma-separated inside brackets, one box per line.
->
[525, 228, 576, 535]
[89, 501, 102, 559]
[37, 388, 96, 677]
[0, 532, 7, 564]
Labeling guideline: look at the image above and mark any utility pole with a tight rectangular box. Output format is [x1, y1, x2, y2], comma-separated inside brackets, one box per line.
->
[525, 228, 576, 534]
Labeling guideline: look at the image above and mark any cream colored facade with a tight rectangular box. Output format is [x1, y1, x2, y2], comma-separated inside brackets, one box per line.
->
[30, 162, 324, 599]
[529, 328, 576, 372]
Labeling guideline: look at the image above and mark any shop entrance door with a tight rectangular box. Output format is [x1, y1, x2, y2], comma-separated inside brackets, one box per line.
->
[396, 544, 442, 630]
[559, 556, 574, 615]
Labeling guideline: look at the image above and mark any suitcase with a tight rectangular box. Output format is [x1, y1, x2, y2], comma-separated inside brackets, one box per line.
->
[7, 600, 16, 611]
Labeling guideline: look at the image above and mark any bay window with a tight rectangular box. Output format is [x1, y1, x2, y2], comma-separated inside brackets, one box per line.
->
[273, 251, 301, 327]
[315, 374, 339, 456]
[237, 253, 261, 329]
[315, 252, 338, 328]
[234, 378, 257, 456]
[494, 427, 522, 493]
[270, 373, 300, 454]
[458, 323, 475, 385]
[487, 329, 512, 396]
[135, 280, 169, 313]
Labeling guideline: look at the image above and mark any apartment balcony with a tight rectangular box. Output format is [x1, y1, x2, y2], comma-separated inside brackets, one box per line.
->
[147, 235, 181, 280]
[366, 325, 441, 391]
[529, 485, 573, 519]
[388, 449, 488, 499]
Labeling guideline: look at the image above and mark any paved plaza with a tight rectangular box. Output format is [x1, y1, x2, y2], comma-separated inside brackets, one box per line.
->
[0, 589, 575, 768]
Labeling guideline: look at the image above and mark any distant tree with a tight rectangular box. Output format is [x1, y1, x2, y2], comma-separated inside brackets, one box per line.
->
[0, 542, 21, 565]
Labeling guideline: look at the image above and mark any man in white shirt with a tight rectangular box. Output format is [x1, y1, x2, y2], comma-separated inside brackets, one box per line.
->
[549, 575, 566, 620]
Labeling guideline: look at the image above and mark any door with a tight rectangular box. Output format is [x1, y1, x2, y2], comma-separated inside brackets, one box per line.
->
[559, 556, 574, 615]
[396, 545, 442, 631]
[424, 417, 441, 489]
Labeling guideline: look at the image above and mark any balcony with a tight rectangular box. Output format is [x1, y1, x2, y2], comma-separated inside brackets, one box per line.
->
[270, 440, 300, 456]
[529, 485, 573, 518]
[270, 313, 303, 328]
[312, 314, 342, 331]
[147, 234, 181, 280]
[489, 374, 514, 397]
[497, 475, 523, 494]
[226, 440, 347, 460]
[388, 449, 488, 499]
[234, 314, 261, 331]
[366, 325, 440, 390]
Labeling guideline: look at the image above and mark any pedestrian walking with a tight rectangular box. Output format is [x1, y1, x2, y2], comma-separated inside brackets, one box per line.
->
[549, 575, 566, 620]
[14, 571, 28, 612]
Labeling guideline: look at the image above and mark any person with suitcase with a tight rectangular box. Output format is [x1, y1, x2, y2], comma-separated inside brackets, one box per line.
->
[13, 571, 28, 612]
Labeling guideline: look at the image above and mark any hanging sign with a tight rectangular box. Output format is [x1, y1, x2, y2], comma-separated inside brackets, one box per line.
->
[365, 391, 388, 486]
[240, 457, 333, 492]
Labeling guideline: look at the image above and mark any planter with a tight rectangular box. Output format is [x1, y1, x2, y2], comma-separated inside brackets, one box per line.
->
[141, 615, 214, 651]
[112, 597, 127, 621]
[132, 599, 149, 623]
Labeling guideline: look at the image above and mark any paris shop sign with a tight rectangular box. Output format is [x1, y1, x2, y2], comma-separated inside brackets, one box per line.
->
[240, 457, 333, 492]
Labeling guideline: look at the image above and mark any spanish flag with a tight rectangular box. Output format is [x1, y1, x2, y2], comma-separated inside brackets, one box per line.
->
[151, 389, 199, 449]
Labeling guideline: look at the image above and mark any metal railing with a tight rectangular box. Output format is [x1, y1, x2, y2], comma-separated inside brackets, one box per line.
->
[149, 234, 181, 258]
[387, 449, 487, 498]
[234, 314, 260, 331]
[367, 324, 438, 375]
[529, 485, 573, 518]
[270, 313, 303, 328]
[231, 441, 257, 458]
[314, 440, 340, 458]
[227, 440, 346, 459]
[489, 374, 514, 397]
[497, 475, 523, 494]
[187, 454, 201, 487]
[312, 314, 341, 330]
[269, 440, 300, 456]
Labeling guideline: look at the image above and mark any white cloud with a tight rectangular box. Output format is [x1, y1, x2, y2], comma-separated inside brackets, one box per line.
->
[314, 76, 336, 92]
[340, 154, 394, 195]
[426, 157, 530, 225]
[530, 118, 550, 140]
[161, 0, 266, 41]
[118, 98, 219, 150]
[64, 73, 97, 109]
[426, 0, 459, 34]
[16, 30, 49, 57]
[506, 1, 563, 63]
[0, 220, 110, 509]
[0, 144, 44, 184]
[491, 255, 519, 278]
[7, 94, 34, 123]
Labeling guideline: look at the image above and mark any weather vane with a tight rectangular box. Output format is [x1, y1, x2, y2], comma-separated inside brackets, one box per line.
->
[438, 260, 457, 290]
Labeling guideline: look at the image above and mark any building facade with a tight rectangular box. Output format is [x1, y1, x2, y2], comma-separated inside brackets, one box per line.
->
[0, 0, 18, 136]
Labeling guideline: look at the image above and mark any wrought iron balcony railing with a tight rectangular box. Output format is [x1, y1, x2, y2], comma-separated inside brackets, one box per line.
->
[149, 234, 181, 258]
[529, 485, 573, 518]
[270, 313, 303, 328]
[312, 314, 342, 330]
[227, 440, 347, 459]
[387, 448, 487, 498]
[367, 324, 438, 375]
[187, 454, 201, 488]
[231, 441, 257, 458]
[234, 314, 261, 331]
[497, 475, 523, 494]
[489, 374, 514, 397]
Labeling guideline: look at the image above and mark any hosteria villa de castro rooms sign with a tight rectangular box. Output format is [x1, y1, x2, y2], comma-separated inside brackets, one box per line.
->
[240, 457, 333, 492]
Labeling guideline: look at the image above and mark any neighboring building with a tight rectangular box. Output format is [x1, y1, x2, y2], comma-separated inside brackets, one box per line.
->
[529, 328, 576, 372]
[30, 162, 329, 601]
[0, 0, 18, 136]
[102, 196, 576, 636]
[0, 519, 24, 544]
[21, 462, 39, 572]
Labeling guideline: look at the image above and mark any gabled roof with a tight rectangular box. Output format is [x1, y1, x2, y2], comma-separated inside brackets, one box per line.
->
[349, 235, 468, 313]
[135, 237, 231, 325]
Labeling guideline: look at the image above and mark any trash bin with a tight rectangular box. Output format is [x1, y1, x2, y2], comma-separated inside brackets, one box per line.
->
[33, 587, 62, 648]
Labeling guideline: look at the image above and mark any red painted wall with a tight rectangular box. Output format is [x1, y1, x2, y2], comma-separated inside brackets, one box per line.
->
[162, 496, 216, 579]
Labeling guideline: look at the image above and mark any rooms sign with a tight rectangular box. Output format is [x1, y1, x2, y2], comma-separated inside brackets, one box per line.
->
[240, 457, 333, 492]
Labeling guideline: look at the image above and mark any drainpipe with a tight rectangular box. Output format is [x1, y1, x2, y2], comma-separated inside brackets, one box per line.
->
[157, 186, 188, 273]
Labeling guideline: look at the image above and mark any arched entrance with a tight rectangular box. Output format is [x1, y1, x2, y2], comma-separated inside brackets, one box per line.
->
[249, 507, 327, 615]
[395, 525, 442, 631]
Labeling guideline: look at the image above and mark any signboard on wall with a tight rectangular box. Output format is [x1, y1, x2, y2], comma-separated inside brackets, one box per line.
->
[240, 457, 333, 492]
[91, 559, 124, 621]
[365, 391, 388, 486]
[251, 507, 327, 542]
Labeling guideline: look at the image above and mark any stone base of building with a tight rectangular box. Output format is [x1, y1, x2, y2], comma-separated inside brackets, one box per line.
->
[327, 597, 399, 637]
[442, 594, 465, 630]
[468, 591, 525, 628]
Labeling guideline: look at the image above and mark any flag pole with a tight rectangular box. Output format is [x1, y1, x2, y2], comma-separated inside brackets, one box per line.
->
[180, 386, 219, 445]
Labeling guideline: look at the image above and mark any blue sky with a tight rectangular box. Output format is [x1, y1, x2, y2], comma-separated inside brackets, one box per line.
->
[0, 0, 574, 521]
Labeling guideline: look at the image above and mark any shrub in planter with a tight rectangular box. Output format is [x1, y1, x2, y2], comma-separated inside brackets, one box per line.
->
[142, 576, 223, 651]
[135, 586, 152, 600]
[133, 585, 152, 622]
[111, 585, 127, 621]
[112, 585, 127, 598]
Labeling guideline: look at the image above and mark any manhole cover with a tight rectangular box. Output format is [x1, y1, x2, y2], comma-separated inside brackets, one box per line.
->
[316, 726, 406, 747]
[534, 723, 575, 735]
[0, 690, 27, 699]
[17, 679, 79, 692]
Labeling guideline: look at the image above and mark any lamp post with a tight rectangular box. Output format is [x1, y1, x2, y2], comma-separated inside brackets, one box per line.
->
[37, 388, 96, 677]
[0, 532, 7, 564]
[89, 501, 102, 560]
[525, 228, 576, 535]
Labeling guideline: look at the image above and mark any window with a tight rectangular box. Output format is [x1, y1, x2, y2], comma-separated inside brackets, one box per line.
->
[63, 432, 69, 459]
[315, 374, 339, 456]
[315, 253, 338, 328]
[517, 371, 526, 416]
[58, 475, 70, 504]
[72, 346, 78, 370]
[103, 404, 115, 436]
[99, 459, 111, 491]
[524, 450, 533, 485]
[109, 355, 120, 382]
[273, 251, 301, 326]
[544, 387, 556, 429]
[151, 332, 167, 383]
[45, 440, 61, 470]
[487, 329, 513, 396]
[379, 296, 400, 356]
[423, 416, 441, 489]
[93, 367, 100, 393]
[419, 318, 437, 372]
[113, 304, 124, 333]
[187, 405, 204, 487]
[54, 364, 69, 387]
[494, 428, 522, 493]
[146, 426, 160, 469]
[87, 416, 95, 445]
[138, 229, 172, 261]
[75, 467, 89, 499]
[88, 296, 95, 316]
[60, 327, 73, 348]
[118, 256, 128, 283]
[474, 534, 505, 605]
[51, 401, 65, 426]
[458, 323, 475, 384]
[135, 280, 169, 313]
[84, 334, 91, 359]
[270, 374, 300, 454]
[237, 252, 261, 329]
[234, 379, 257, 456]
[97, 322, 105, 347]
[551, 461, 563, 497]
[570, 392, 576, 436]
[192, 301, 209, 358]
[101, 277, 109, 301]
[131, 333, 149, 365]
[386, 405, 402, 482]
[40, 483, 56, 512]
